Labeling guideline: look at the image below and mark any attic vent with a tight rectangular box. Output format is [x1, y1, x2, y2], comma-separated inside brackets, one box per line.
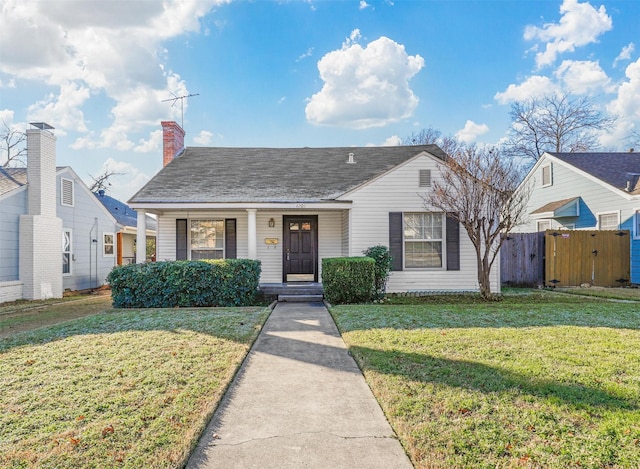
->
[347, 152, 355, 164]
[61, 178, 74, 207]
[419, 169, 431, 187]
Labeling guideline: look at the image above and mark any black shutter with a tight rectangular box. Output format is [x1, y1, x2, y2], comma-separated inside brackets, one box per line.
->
[176, 219, 187, 260]
[446, 213, 460, 271]
[389, 212, 403, 271]
[225, 219, 237, 259]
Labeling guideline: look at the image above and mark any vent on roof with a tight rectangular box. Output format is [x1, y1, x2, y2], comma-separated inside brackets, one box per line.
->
[61, 178, 74, 207]
[347, 152, 355, 164]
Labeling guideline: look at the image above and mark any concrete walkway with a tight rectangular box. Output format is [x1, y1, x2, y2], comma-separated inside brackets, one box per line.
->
[187, 302, 413, 469]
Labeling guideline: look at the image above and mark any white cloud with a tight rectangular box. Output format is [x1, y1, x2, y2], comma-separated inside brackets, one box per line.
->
[297, 47, 314, 61]
[0, 0, 227, 146]
[381, 135, 402, 146]
[359, 1, 371, 10]
[27, 82, 91, 133]
[494, 76, 559, 104]
[554, 60, 612, 94]
[193, 130, 214, 145]
[134, 130, 163, 153]
[305, 33, 424, 129]
[607, 58, 640, 124]
[613, 42, 635, 67]
[524, 0, 612, 68]
[455, 120, 489, 144]
[91, 158, 152, 202]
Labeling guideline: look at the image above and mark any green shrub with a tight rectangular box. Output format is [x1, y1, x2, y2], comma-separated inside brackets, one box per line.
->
[322, 257, 375, 304]
[363, 245, 392, 301]
[107, 259, 261, 308]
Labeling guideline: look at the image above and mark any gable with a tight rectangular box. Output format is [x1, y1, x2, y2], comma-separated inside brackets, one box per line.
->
[129, 145, 446, 204]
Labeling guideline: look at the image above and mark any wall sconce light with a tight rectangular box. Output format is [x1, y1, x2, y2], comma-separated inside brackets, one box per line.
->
[268, 218, 275, 228]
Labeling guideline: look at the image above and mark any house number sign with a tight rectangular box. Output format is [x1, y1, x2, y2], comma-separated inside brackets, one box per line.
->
[265, 238, 279, 245]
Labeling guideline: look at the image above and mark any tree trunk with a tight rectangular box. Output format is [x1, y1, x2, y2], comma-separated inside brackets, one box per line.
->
[477, 251, 493, 300]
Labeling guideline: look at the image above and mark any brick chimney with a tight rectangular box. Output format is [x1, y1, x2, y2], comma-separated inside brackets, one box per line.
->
[161, 121, 185, 167]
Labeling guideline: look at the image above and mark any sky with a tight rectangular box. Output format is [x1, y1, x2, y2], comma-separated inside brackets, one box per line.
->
[1, 0, 640, 202]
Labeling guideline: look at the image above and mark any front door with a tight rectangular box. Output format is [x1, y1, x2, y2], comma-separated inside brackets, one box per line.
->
[283, 215, 318, 282]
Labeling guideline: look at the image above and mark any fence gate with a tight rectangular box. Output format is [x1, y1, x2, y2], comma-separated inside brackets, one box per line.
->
[501, 232, 545, 286]
[545, 230, 630, 287]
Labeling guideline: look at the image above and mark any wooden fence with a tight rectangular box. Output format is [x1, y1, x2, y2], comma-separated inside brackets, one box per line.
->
[501, 232, 545, 287]
[501, 230, 631, 287]
[545, 230, 630, 287]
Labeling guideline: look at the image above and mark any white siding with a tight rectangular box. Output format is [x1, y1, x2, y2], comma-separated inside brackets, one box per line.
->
[156, 210, 345, 283]
[56, 170, 119, 291]
[343, 154, 498, 293]
[0, 190, 26, 281]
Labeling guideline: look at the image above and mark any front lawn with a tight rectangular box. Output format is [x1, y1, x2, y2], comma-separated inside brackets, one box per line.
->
[0, 307, 269, 468]
[330, 291, 640, 468]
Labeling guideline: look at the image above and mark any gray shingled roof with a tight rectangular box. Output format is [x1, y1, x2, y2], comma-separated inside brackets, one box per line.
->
[0, 167, 27, 196]
[94, 191, 157, 231]
[550, 152, 640, 194]
[129, 145, 446, 204]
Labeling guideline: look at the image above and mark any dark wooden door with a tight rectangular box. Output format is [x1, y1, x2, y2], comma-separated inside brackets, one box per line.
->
[283, 216, 318, 282]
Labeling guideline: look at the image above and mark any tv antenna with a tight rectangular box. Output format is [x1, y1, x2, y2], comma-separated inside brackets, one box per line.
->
[162, 92, 199, 128]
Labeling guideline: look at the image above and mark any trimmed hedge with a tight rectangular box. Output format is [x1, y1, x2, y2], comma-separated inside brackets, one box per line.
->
[322, 257, 375, 304]
[363, 245, 393, 301]
[107, 259, 261, 308]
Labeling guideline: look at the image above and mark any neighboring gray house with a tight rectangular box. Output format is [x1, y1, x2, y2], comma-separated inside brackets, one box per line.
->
[128, 121, 500, 293]
[512, 151, 640, 283]
[94, 190, 157, 265]
[0, 123, 119, 303]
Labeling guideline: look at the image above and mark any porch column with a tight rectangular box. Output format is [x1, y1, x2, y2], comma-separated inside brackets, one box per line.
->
[136, 209, 147, 263]
[247, 209, 257, 259]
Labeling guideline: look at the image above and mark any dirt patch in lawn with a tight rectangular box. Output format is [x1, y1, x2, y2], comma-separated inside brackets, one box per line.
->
[0, 291, 112, 338]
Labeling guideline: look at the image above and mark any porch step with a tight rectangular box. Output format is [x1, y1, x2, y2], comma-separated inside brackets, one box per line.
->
[278, 294, 324, 303]
[260, 283, 324, 297]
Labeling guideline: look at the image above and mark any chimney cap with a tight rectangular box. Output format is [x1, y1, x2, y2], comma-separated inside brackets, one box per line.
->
[29, 122, 54, 130]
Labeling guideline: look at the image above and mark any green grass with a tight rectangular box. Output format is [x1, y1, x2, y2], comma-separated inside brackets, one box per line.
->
[0, 307, 269, 468]
[330, 293, 640, 468]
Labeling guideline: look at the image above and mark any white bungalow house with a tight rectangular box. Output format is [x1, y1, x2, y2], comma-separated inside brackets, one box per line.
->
[128, 121, 499, 294]
[0, 123, 120, 303]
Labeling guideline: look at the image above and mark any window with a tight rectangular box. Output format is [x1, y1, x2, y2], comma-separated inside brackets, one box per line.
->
[61, 178, 74, 206]
[537, 220, 552, 232]
[190, 220, 224, 260]
[404, 212, 443, 268]
[541, 164, 552, 187]
[62, 229, 72, 275]
[419, 169, 431, 187]
[103, 232, 115, 257]
[598, 212, 619, 230]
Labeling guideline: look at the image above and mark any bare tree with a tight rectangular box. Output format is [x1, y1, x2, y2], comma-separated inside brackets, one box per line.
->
[88, 169, 124, 193]
[424, 145, 530, 299]
[505, 93, 614, 163]
[0, 119, 27, 167]
[403, 126, 464, 156]
[627, 129, 640, 153]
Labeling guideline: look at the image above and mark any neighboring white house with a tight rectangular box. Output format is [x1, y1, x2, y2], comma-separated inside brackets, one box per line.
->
[0, 123, 120, 303]
[94, 190, 157, 265]
[511, 150, 640, 283]
[128, 121, 499, 294]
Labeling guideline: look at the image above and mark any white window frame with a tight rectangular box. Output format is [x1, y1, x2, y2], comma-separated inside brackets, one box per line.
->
[189, 219, 225, 260]
[103, 232, 115, 257]
[634, 209, 640, 239]
[62, 229, 72, 276]
[403, 212, 446, 270]
[597, 211, 620, 231]
[537, 219, 552, 232]
[541, 163, 553, 187]
[61, 177, 74, 207]
[562, 223, 575, 230]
